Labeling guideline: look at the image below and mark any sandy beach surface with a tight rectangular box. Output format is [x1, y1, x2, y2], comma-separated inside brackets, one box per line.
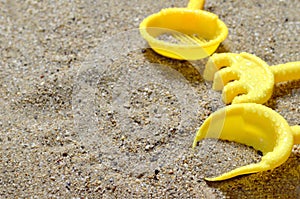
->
[0, 0, 299, 198]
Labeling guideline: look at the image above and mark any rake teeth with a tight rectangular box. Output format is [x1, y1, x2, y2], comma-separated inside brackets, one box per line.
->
[213, 67, 239, 90]
[204, 57, 219, 81]
[204, 53, 233, 81]
[222, 81, 248, 104]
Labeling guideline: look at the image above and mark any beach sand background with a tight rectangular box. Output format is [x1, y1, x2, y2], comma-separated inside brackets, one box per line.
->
[0, 0, 299, 198]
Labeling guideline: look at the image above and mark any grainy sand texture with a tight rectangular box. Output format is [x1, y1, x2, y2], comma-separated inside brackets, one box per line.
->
[0, 0, 299, 198]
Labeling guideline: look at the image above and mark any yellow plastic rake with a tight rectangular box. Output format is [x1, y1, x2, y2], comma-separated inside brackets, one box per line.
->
[204, 52, 300, 104]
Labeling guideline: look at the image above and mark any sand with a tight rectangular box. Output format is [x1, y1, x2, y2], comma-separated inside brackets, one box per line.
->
[0, 0, 299, 198]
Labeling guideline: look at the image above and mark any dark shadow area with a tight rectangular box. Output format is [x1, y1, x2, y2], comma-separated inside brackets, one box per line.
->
[265, 79, 300, 109]
[142, 47, 205, 85]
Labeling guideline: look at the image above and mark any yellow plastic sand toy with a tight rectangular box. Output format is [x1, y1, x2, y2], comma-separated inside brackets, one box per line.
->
[203, 52, 300, 104]
[193, 103, 300, 181]
[139, 0, 228, 60]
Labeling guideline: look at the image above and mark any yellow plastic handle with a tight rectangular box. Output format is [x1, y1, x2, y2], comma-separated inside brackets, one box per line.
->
[187, 0, 205, 10]
[270, 61, 300, 83]
[291, 125, 300, 144]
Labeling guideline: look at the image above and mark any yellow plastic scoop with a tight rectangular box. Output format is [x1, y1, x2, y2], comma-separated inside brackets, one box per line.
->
[193, 103, 300, 181]
[139, 0, 228, 60]
[204, 52, 300, 104]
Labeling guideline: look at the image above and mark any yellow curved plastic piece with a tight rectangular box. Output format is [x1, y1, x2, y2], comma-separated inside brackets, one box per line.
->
[193, 103, 300, 181]
[204, 52, 300, 104]
[139, 0, 228, 60]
